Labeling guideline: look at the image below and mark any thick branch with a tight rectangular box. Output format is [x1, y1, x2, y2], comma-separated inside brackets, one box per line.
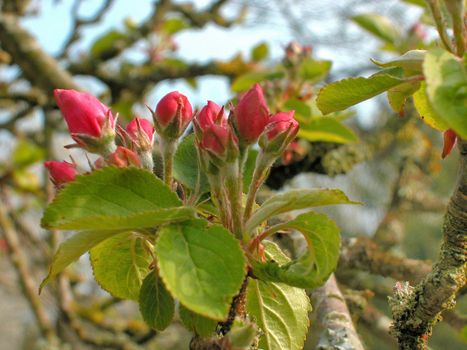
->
[339, 237, 432, 284]
[390, 139, 467, 349]
[312, 274, 365, 350]
[0, 13, 78, 92]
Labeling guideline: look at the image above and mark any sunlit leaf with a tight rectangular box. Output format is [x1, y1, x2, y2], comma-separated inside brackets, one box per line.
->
[155, 219, 246, 320]
[246, 189, 358, 232]
[247, 242, 310, 350]
[351, 13, 401, 44]
[42, 167, 194, 230]
[298, 117, 358, 144]
[252, 213, 340, 288]
[424, 49, 467, 138]
[317, 71, 406, 114]
[91, 232, 152, 300]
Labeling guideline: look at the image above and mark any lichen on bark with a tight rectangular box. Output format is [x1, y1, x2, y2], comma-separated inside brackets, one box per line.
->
[390, 139, 467, 349]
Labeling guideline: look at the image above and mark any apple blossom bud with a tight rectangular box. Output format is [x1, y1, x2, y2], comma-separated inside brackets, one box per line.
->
[197, 101, 225, 130]
[259, 111, 299, 155]
[201, 124, 230, 156]
[152, 91, 193, 139]
[54, 89, 116, 155]
[442, 129, 457, 159]
[233, 84, 270, 144]
[197, 123, 239, 173]
[126, 118, 154, 150]
[107, 146, 141, 168]
[44, 160, 77, 187]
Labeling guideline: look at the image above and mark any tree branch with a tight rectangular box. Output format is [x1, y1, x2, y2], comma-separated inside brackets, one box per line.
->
[390, 139, 467, 349]
[312, 274, 365, 350]
[339, 237, 432, 284]
[0, 194, 56, 342]
[0, 13, 79, 92]
[58, 0, 115, 58]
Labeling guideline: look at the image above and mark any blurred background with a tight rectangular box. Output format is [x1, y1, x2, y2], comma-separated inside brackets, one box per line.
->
[0, 0, 465, 349]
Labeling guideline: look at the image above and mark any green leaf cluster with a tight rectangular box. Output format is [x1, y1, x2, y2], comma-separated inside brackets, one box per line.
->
[317, 48, 467, 138]
[41, 164, 354, 347]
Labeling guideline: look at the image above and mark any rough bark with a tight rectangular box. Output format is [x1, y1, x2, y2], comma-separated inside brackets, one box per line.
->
[390, 139, 467, 349]
[339, 237, 432, 284]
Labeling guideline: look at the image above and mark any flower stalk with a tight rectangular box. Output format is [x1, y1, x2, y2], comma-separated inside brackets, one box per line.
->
[160, 138, 177, 187]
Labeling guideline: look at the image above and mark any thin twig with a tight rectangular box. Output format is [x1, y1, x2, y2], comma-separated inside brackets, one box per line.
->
[58, 0, 115, 58]
[0, 193, 56, 342]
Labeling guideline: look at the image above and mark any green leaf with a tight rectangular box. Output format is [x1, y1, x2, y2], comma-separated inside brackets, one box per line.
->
[424, 49, 467, 138]
[40, 229, 123, 292]
[298, 117, 358, 144]
[317, 72, 406, 114]
[371, 50, 426, 74]
[42, 167, 194, 230]
[247, 242, 310, 350]
[461, 325, 467, 342]
[231, 71, 284, 93]
[13, 169, 40, 192]
[90, 30, 127, 58]
[402, 0, 426, 7]
[227, 320, 258, 348]
[246, 188, 358, 232]
[251, 42, 269, 62]
[173, 136, 257, 194]
[13, 139, 44, 168]
[284, 99, 312, 118]
[173, 134, 209, 193]
[351, 13, 401, 44]
[387, 81, 421, 114]
[252, 212, 340, 288]
[179, 304, 217, 337]
[139, 271, 175, 331]
[155, 219, 246, 320]
[90, 232, 152, 300]
[162, 18, 188, 34]
[413, 81, 449, 131]
[298, 59, 332, 83]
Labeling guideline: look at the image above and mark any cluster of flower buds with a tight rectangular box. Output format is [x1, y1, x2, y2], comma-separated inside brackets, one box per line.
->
[45, 84, 299, 218]
[45, 89, 194, 188]
[191, 84, 299, 175]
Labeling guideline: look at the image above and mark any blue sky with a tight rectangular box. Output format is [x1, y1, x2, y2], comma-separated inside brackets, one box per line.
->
[20, 0, 293, 107]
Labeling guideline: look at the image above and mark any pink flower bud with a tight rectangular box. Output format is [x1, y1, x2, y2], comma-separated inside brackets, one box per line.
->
[54, 89, 115, 139]
[200, 124, 231, 156]
[126, 118, 154, 144]
[233, 84, 270, 144]
[44, 160, 77, 187]
[154, 91, 193, 137]
[260, 111, 299, 155]
[265, 111, 299, 140]
[108, 146, 141, 168]
[197, 101, 225, 130]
